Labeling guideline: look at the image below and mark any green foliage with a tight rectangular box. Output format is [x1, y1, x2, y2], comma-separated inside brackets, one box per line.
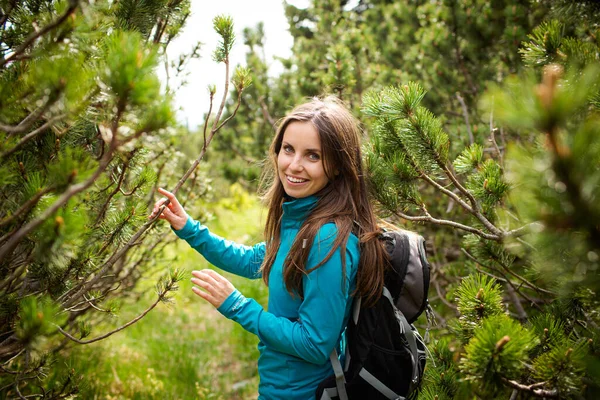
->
[531, 339, 589, 395]
[0, 1, 250, 398]
[16, 296, 67, 348]
[520, 20, 565, 67]
[460, 314, 538, 396]
[465, 159, 510, 215]
[322, 44, 356, 97]
[454, 273, 505, 343]
[212, 15, 235, 63]
[421, 338, 460, 400]
[102, 31, 161, 106]
[363, 84, 450, 175]
[232, 65, 253, 92]
[453, 143, 484, 174]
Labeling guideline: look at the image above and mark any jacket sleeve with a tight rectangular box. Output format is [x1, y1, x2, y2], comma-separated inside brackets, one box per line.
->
[217, 223, 358, 364]
[174, 216, 265, 279]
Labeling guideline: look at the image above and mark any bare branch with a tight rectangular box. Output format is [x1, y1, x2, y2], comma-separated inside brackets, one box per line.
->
[259, 96, 276, 128]
[0, 99, 56, 136]
[210, 55, 230, 134]
[455, 92, 474, 144]
[214, 88, 243, 132]
[57, 294, 162, 345]
[501, 378, 558, 398]
[462, 248, 552, 302]
[203, 92, 214, 148]
[420, 172, 474, 214]
[393, 209, 501, 241]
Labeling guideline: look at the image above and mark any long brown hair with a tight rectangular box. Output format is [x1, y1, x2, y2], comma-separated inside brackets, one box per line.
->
[260, 97, 388, 306]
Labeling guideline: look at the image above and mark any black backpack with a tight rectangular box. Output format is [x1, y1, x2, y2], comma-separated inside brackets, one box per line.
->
[316, 229, 431, 400]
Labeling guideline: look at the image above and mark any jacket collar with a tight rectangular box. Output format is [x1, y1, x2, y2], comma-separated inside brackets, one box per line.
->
[281, 195, 319, 226]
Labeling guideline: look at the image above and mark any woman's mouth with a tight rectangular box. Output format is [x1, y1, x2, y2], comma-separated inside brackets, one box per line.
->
[286, 175, 308, 184]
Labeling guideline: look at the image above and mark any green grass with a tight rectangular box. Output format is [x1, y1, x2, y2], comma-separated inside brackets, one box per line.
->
[54, 191, 268, 399]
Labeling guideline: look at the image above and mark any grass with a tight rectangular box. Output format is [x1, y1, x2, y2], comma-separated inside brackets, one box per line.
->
[54, 189, 268, 399]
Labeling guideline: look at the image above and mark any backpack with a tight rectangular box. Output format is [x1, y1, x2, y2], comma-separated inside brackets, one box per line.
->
[316, 229, 431, 400]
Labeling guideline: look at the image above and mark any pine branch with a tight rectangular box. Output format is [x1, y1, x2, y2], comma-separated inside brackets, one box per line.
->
[0, 186, 55, 228]
[0, 99, 57, 136]
[0, 111, 119, 263]
[392, 209, 501, 240]
[0, 1, 80, 69]
[1, 115, 66, 159]
[440, 164, 505, 238]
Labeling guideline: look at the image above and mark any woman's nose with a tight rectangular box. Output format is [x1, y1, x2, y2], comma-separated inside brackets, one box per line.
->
[289, 155, 304, 171]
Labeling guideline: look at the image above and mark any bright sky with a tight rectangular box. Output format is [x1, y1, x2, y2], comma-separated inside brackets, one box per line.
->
[160, 0, 309, 129]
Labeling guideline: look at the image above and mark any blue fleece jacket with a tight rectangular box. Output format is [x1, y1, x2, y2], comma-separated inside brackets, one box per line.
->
[174, 195, 360, 399]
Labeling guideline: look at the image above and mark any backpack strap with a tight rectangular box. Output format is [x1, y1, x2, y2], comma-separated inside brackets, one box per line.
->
[358, 368, 406, 400]
[329, 348, 348, 400]
[382, 287, 420, 394]
[320, 387, 340, 400]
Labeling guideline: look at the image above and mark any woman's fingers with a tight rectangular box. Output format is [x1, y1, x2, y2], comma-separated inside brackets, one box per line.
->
[157, 188, 183, 210]
[191, 269, 235, 308]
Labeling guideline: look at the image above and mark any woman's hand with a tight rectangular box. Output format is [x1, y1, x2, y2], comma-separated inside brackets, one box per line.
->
[191, 269, 236, 308]
[149, 187, 188, 230]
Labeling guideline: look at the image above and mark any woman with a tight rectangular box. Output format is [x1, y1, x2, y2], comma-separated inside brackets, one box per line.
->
[150, 97, 388, 399]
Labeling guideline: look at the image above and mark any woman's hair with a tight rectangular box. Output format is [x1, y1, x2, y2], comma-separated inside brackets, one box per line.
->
[259, 96, 388, 306]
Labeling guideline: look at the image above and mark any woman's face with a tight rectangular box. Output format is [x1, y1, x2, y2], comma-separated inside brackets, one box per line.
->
[277, 121, 329, 199]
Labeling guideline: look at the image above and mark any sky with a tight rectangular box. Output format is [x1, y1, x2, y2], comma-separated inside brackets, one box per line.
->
[160, 0, 309, 129]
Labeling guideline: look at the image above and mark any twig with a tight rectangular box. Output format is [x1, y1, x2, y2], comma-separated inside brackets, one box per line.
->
[433, 280, 458, 310]
[214, 89, 243, 132]
[393, 209, 501, 241]
[57, 292, 164, 344]
[93, 148, 138, 226]
[501, 378, 558, 398]
[259, 97, 276, 128]
[506, 282, 528, 320]
[203, 92, 214, 149]
[462, 248, 549, 307]
[455, 92, 474, 144]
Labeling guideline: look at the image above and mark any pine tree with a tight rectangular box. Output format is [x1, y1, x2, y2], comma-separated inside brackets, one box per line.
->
[364, 1, 600, 397]
[0, 2, 250, 397]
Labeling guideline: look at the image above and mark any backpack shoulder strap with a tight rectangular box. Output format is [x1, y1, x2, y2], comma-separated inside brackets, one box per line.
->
[329, 349, 348, 400]
[382, 287, 420, 394]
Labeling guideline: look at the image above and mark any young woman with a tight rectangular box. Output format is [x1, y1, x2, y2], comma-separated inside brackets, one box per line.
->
[150, 97, 388, 399]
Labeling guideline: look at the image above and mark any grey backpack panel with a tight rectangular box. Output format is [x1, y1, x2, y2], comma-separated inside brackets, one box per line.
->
[381, 229, 430, 324]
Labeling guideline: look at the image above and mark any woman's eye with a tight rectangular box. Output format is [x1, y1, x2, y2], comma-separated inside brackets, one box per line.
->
[283, 145, 293, 153]
[308, 152, 320, 161]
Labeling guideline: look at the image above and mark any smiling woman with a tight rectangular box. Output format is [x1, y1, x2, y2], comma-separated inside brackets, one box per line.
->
[151, 96, 389, 400]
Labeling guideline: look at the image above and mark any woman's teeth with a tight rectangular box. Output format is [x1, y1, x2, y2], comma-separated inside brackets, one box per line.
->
[287, 176, 307, 183]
